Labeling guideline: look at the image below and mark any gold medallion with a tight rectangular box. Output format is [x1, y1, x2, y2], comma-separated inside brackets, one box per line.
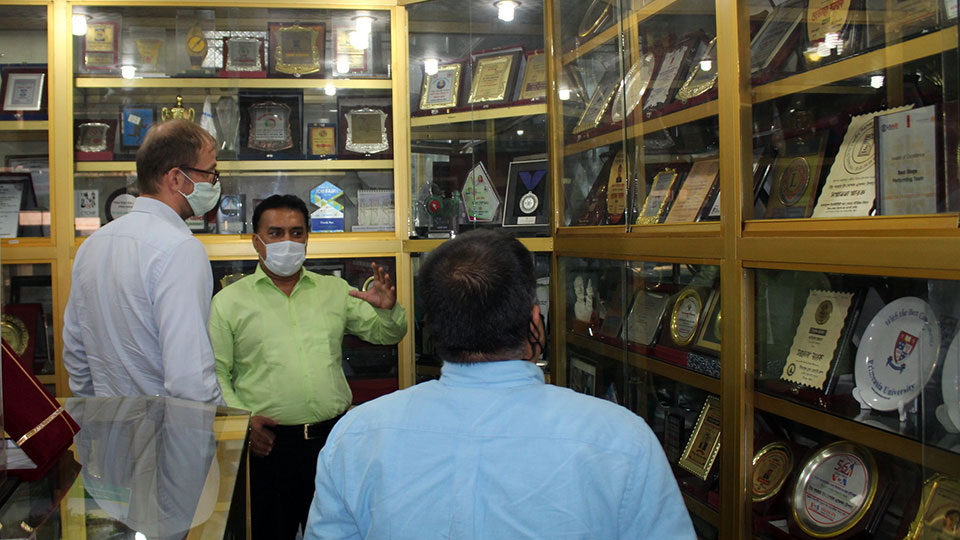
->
[1, 313, 29, 356]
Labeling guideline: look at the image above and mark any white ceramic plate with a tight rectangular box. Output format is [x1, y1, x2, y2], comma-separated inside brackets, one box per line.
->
[854, 296, 939, 411]
[942, 331, 960, 429]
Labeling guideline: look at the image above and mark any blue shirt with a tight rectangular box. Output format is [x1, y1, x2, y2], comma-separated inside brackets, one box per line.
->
[305, 360, 695, 540]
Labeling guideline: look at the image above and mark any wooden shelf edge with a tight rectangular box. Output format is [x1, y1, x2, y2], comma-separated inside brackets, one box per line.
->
[404, 236, 553, 253]
[75, 159, 394, 173]
[754, 392, 960, 474]
[743, 214, 960, 237]
[0, 120, 48, 131]
[75, 77, 392, 90]
[564, 100, 718, 155]
[410, 103, 547, 127]
[560, 0, 679, 65]
[753, 26, 958, 104]
[683, 493, 720, 527]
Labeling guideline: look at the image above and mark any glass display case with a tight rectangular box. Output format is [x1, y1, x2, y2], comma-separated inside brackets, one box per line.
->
[406, 0, 549, 238]
[558, 256, 722, 537]
[0, 4, 51, 241]
[70, 6, 397, 237]
[2, 263, 56, 394]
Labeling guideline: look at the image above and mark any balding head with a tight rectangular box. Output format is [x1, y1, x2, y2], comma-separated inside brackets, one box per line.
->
[136, 119, 216, 195]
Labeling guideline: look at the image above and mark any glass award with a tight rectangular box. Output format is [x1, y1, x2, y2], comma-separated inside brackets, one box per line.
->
[214, 96, 239, 156]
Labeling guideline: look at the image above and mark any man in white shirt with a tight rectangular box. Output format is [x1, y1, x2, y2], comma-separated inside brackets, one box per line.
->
[63, 119, 225, 404]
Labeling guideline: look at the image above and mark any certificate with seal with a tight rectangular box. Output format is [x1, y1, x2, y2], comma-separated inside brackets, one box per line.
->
[813, 105, 914, 218]
[790, 441, 880, 539]
[83, 21, 119, 72]
[753, 442, 794, 503]
[268, 23, 325, 78]
[620, 290, 670, 346]
[518, 51, 547, 101]
[781, 289, 854, 390]
[678, 395, 721, 481]
[668, 287, 705, 348]
[665, 159, 719, 223]
[904, 474, 960, 539]
[468, 51, 518, 105]
[419, 63, 462, 111]
[247, 102, 293, 152]
[875, 104, 942, 216]
[461, 162, 500, 222]
[636, 168, 678, 224]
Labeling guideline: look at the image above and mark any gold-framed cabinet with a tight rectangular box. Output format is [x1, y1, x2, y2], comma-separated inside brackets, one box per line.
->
[2, 0, 960, 537]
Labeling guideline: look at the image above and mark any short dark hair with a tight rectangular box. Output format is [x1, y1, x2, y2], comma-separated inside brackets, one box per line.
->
[419, 229, 535, 362]
[253, 194, 310, 233]
[136, 119, 216, 195]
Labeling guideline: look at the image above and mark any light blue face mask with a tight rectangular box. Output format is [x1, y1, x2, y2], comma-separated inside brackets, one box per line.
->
[178, 169, 222, 216]
[255, 235, 306, 277]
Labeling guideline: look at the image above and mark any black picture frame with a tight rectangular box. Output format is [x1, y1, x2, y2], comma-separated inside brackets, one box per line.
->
[238, 91, 304, 160]
[503, 159, 550, 228]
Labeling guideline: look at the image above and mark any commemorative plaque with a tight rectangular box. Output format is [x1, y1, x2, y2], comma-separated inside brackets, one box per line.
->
[665, 159, 719, 223]
[248, 102, 293, 152]
[345, 108, 389, 155]
[789, 441, 881, 539]
[644, 38, 696, 113]
[503, 159, 549, 227]
[518, 51, 547, 101]
[611, 52, 657, 123]
[751, 0, 804, 74]
[753, 441, 794, 504]
[573, 73, 619, 134]
[268, 23, 325, 78]
[813, 105, 914, 218]
[694, 289, 722, 354]
[238, 92, 302, 159]
[781, 289, 855, 391]
[764, 136, 828, 219]
[309, 181, 344, 233]
[678, 395, 721, 481]
[468, 49, 521, 105]
[461, 162, 500, 223]
[636, 168, 678, 224]
[132, 30, 164, 75]
[668, 287, 705, 348]
[222, 36, 266, 76]
[308, 123, 337, 159]
[75, 120, 116, 161]
[852, 296, 939, 414]
[606, 151, 628, 225]
[83, 21, 119, 72]
[419, 62, 462, 111]
[875, 104, 942, 216]
[333, 27, 372, 77]
[904, 474, 960, 539]
[1, 313, 29, 357]
[676, 37, 718, 102]
[621, 289, 670, 347]
[120, 107, 153, 151]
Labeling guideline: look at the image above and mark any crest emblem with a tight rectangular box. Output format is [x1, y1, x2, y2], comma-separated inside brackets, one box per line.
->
[886, 330, 918, 373]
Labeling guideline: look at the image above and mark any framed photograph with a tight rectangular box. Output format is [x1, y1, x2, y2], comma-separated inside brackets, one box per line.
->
[503, 159, 549, 228]
[568, 355, 597, 396]
[418, 61, 463, 112]
[268, 22, 326, 78]
[338, 96, 392, 158]
[1, 68, 45, 113]
[466, 46, 524, 106]
[120, 106, 154, 151]
[238, 91, 302, 160]
[308, 122, 337, 159]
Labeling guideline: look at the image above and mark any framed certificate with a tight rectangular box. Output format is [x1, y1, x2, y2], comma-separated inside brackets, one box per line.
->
[237, 92, 302, 159]
[338, 96, 392, 158]
[308, 123, 337, 159]
[676, 37, 718, 102]
[503, 159, 549, 228]
[750, 0, 804, 75]
[1, 68, 45, 113]
[875, 104, 943, 216]
[83, 20, 120, 72]
[644, 36, 700, 114]
[268, 23, 325, 78]
[620, 289, 671, 347]
[678, 395, 721, 481]
[333, 26, 372, 77]
[518, 50, 547, 101]
[611, 52, 657, 123]
[221, 36, 266, 77]
[467, 47, 522, 105]
[780, 289, 856, 392]
[572, 71, 620, 135]
[418, 62, 462, 111]
[636, 167, 678, 224]
[664, 159, 719, 223]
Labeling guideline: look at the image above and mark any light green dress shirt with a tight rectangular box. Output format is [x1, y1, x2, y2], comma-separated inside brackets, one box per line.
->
[209, 264, 407, 425]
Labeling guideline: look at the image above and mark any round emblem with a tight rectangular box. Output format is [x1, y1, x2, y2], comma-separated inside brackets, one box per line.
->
[1, 314, 29, 356]
[843, 121, 876, 175]
[777, 157, 810, 206]
[435, 79, 446, 90]
[792, 441, 877, 537]
[815, 300, 833, 325]
[670, 289, 703, 347]
[106, 190, 137, 222]
[426, 197, 442, 215]
[519, 191, 539, 214]
[752, 442, 793, 502]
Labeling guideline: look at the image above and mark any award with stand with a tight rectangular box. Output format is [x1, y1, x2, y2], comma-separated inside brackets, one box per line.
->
[461, 162, 500, 223]
[269, 23, 325, 78]
[666, 286, 706, 349]
[605, 150, 628, 225]
[309, 182, 345, 233]
[503, 159, 549, 228]
[74, 120, 116, 161]
[130, 28, 165, 76]
[570, 273, 599, 336]
[417, 183, 460, 239]
[752, 441, 794, 514]
[875, 104, 943, 216]
[813, 105, 915, 217]
[678, 395, 722, 481]
[160, 95, 195, 121]
[175, 10, 215, 76]
[214, 96, 239, 158]
[216, 194, 245, 234]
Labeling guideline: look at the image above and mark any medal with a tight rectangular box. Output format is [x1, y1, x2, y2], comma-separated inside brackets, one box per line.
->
[518, 169, 546, 214]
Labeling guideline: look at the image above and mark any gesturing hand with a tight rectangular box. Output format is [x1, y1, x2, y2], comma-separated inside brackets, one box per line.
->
[249, 415, 278, 458]
[349, 262, 397, 310]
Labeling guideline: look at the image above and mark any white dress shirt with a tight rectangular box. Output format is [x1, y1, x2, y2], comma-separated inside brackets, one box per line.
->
[63, 197, 224, 404]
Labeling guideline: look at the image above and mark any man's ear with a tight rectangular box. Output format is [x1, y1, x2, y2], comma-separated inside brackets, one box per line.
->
[159, 167, 183, 194]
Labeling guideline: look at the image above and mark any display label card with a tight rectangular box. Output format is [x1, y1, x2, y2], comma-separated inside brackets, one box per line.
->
[812, 105, 913, 218]
[876, 104, 939, 216]
[781, 289, 854, 389]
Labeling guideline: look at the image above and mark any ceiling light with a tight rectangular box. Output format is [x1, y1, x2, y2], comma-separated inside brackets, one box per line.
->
[495, 0, 519, 22]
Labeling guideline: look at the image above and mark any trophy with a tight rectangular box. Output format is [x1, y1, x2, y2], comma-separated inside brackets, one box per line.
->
[215, 96, 240, 155]
[161, 95, 195, 122]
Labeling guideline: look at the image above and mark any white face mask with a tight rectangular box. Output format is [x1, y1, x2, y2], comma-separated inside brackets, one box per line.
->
[256, 235, 306, 277]
[178, 170, 222, 217]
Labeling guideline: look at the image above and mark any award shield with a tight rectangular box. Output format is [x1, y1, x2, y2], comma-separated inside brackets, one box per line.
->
[248, 102, 293, 152]
[269, 23, 325, 78]
[222, 36, 266, 77]
[238, 92, 302, 159]
[668, 287, 705, 348]
[345, 108, 389, 155]
[131, 28, 165, 76]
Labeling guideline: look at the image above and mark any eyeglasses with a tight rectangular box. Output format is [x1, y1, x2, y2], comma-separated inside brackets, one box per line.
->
[178, 165, 220, 185]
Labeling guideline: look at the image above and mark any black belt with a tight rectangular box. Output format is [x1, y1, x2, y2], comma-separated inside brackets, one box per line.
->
[272, 414, 345, 441]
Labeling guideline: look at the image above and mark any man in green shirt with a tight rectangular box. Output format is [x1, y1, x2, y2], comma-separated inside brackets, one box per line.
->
[209, 194, 407, 540]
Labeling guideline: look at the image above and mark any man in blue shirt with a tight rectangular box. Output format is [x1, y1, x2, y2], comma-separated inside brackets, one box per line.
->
[305, 229, 695, 539]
